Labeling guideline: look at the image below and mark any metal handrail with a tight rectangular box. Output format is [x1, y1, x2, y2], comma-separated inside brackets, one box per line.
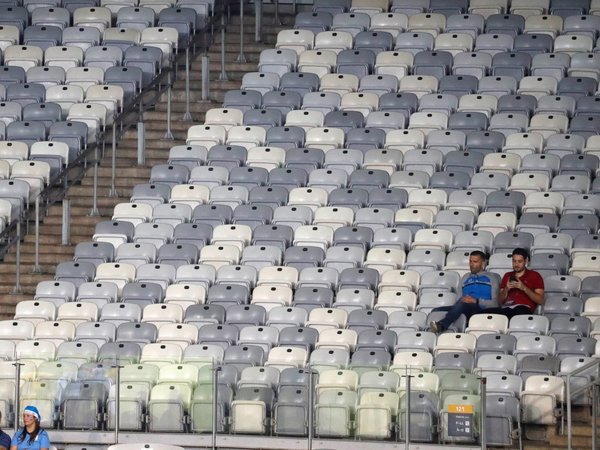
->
[565, 357, 600, 450]
[0, 3, 223, 273]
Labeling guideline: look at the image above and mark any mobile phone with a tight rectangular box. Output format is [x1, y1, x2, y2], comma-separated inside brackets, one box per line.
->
[509, 275, 517, 282]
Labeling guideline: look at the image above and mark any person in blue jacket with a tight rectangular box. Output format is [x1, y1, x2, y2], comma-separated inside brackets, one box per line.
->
[10, 406, 50, 450]
[430, 250, 499, 333]
[0, 411, 11, 450]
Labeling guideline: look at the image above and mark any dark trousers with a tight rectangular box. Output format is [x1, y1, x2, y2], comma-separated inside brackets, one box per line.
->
[432, 302, 483, 331]
[483, 305, 532, 319]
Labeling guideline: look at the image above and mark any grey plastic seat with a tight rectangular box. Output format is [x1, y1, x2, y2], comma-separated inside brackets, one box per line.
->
[223, 89, 262, 112]
[192, 204, 232, 227]
[448, 111, 488, 133]
[225, 304, 267, 330]
[413, 50, 453, 80]
[345, 128, 385, 152]
[398, 390, 439, 442]
[55, 261, 96, 288]
[294, 11, 334, 33]
[262, 90, 302, 116]
[206, 284, 249, 308]
[475, 33, 514, 57]
[419, 93, 458, 116]
[485, 14, 525, 38]
[157, 7, 195, 45]
[531, 53, 570, 81]
[279, 72, 320, 97]
[452, 51, 492, 79]
[442, 151, 482, 177]
[243, 108, 283, 131]
[355, 31, 394, 54]
[48, 120, 88, 159]
[73, 241, 114, 267]
[485, 394, 521, 447]
[284, 246, 325, 270]
[197, 323, 238, 349]
[302, 91, 341, 115]
[438, 75, 478, 98]
[156, 243, 199, 268]
[550, 0, 590, 17]
[265, 126, 305, 150]
[558, 77, 597, 99]
[278, 326, 319, 351]
[98, 342, 141, 365]
[338, 267, 379, 291]
[23, 25, 62, 51]
[183, 304, 225, 328]
[61, 380, 108, 429]
[336, 49, 376, 78]
[378, 92, 419, 120]
[206, 144, 247, 169]
[491, 51, 531, 82]
[116, 322, 158, 346]
[0, 66, 26, 87]
[104, 66, 143, 102]
[549, 313, 589, 341]
[575, 95, 600, 116]
[558, 213, 598, 239]
[323, 110, 364, 132]
[332, 225, 373, 250]
[368, 187, 408, 212]
[123, 45, 163, 87]
[395, 31, 434, 55]
[465, 130, 505, 155]
[6, 83, 46, 107]
[356, 329, 397, 353]
[513, 33, 554, 56]
[559, 154, 599, 178]
[485, 190, 525, 215]
[429, 0, 467, 15]
[149, 164, 189, 187]
[475, 333, 517, 358]
[555, 336, 596, 360]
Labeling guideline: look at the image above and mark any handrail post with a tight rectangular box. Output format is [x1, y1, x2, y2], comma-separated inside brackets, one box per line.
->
[567, 371, 572, 449]
[218, 13, 228, 81]
[201, 55, 210, 102]
[13, 361, 23, 433]
[164, 70, 174, 140]
[593, 381, 597, 450]
[89, 143, 100, 216]
[32, 196, 41, 273]
[62, 198, 70, 246]
[137, 121, 145, 166]
[11, 221, 22, 294]
[274, 0, 282, 25]
[183, 45, 193, 121]
[254, 0, 262, 42]
[480, 376, 486, 450]
[235, 0, 246, 63]
[307, 365, 314, 450]
[114, 362, 121, 444]
[405, 368, 410, 449]
[109, 125, 119, 197]
[212, 364, 221, 450]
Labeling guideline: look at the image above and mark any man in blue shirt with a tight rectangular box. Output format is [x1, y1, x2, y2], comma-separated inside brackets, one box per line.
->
[430, 250, 499, 333]
[0, 411, 11, 450]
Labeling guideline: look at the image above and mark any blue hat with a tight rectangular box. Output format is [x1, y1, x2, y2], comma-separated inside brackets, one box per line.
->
[23, 406, 40, 421]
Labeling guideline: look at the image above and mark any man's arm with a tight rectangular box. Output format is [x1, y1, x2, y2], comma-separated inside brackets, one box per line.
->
[497, 274, 510, 305]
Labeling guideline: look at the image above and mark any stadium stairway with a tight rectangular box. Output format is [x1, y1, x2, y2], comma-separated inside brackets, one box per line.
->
[0, 5, 293, 318]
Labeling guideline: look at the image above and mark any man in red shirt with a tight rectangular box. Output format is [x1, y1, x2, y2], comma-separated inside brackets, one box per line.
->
[484, 248, 545, 319]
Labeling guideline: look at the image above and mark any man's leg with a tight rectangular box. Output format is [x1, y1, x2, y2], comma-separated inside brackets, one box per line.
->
[435, 302, 482, 331]
[484, 305, 532, 320]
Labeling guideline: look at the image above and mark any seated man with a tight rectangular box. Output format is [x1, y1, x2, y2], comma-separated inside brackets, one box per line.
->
[484, 247, 545, 319]
[430, 250, 499, 333]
